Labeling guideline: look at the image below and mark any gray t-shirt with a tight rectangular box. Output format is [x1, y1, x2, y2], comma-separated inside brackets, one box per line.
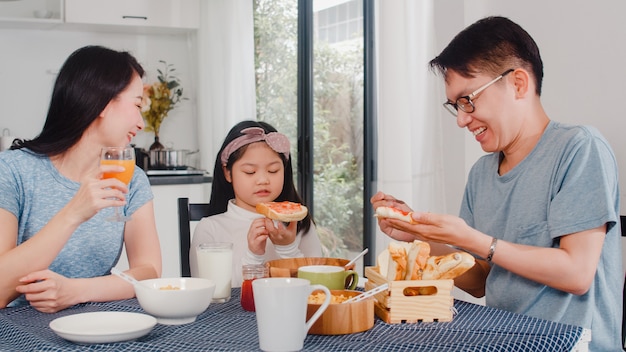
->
[460, 121, 622, 351]
[0, 148, 153, 307]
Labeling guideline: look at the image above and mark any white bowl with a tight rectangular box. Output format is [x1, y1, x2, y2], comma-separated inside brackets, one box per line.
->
[135, 277, 215, 325]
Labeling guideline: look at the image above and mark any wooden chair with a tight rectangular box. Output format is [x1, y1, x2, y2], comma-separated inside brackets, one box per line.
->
[177, 198, 211, 277]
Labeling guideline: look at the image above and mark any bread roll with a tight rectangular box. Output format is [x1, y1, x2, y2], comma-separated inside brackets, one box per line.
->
[378, 241, 474, 281]
[405, 240, 430, 280]
[422, 251, 475, 280]
[374, 206, 418, 224]
[386, 242, 408, 281]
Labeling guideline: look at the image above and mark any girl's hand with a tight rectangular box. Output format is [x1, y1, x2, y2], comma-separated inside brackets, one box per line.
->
[266, 218, 297, 246]
[247, 218, 269, 255]
[15, 270, 81, 313]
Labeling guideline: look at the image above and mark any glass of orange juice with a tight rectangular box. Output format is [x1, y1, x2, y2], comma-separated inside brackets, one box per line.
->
[101, 146, 135, 221]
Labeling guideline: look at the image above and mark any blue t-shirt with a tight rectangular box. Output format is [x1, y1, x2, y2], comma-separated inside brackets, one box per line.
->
[0, 148, 153, 307]
[460, 121, 622, 351]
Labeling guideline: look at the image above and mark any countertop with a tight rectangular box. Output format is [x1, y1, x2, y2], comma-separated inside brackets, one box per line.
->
[148, 174, 212, 186]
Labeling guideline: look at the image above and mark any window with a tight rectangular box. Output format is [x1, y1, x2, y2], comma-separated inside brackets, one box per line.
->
[253, 0, 375, 270]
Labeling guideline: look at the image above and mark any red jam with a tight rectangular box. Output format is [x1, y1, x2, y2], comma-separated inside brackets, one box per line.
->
[241, 279, 256, 312]
[240, 264, 268, 312]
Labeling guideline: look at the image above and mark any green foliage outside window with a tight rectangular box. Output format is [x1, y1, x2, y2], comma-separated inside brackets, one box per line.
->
[254, 0, 364, 258]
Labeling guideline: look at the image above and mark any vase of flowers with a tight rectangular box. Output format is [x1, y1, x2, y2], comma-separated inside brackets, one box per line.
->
[141, 60, 186, 150]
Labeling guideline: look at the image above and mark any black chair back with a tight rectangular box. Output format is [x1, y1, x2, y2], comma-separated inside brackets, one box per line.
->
[619, 215, 626, 351]
[178, 198, 211, 277]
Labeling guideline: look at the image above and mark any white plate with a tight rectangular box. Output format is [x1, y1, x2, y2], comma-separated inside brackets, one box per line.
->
[49, 311, 157, 344]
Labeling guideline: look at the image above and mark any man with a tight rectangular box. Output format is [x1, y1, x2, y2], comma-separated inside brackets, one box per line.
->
[372, 16, 622, 351]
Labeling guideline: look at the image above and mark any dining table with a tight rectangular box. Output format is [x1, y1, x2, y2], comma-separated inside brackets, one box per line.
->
[0, 287, 589, 352]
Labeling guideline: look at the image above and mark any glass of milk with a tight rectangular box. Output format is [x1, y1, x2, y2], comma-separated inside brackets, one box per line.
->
[196, 242, 233, 303]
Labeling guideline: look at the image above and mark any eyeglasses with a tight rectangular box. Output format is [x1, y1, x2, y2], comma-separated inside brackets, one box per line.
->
[443, 69, 514, 117]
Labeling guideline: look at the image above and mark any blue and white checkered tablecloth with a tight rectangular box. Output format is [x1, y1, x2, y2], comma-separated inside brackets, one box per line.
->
[0, 288, 584, 352]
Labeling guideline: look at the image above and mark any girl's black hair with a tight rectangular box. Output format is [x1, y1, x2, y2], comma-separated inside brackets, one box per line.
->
[207, 120, 313, 234]
[13, 45, 144, 155]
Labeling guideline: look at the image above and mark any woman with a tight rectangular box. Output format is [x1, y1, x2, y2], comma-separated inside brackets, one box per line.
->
[0, 45, 162, 313]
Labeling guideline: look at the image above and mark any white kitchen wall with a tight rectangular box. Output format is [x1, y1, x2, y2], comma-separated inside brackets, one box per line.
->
[0, 27, 199, 154]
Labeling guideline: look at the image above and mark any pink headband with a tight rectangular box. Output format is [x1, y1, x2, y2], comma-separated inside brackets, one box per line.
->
[220, 127, 291, 164]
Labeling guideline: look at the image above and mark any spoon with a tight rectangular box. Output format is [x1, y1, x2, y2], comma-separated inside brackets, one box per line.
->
[344, 248, 368, 269]
[111, 268, 142, 286]
[342, 283, 388, 304]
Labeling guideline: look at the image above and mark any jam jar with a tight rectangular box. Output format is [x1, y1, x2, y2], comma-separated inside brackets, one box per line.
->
[240, 264, 269, 312]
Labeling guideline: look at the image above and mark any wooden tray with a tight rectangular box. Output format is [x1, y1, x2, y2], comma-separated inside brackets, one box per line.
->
[364, 266, 454, 323]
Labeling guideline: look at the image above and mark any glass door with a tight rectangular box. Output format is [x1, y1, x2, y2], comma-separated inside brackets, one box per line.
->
[253, 0, 366, 270]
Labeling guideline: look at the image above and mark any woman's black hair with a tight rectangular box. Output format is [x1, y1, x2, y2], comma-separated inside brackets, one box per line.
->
[13, 45, 144, 155]
[207, 120, 313, 234]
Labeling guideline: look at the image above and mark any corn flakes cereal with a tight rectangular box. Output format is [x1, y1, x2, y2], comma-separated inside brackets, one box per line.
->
[159, 284, 181, 290]
[308, 292, 349, 304]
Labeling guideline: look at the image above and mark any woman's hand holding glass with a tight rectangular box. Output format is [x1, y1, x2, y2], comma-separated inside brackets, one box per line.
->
[59, 162, 127, 225]
[100, 147, 135, 222]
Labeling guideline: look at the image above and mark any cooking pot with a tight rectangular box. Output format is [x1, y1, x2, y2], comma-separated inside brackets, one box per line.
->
[149, 149, 199, 170]
[133, 147, 150, 170]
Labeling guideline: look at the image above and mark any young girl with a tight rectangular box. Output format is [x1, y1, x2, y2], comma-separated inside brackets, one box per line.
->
[190, 120, 322, 286]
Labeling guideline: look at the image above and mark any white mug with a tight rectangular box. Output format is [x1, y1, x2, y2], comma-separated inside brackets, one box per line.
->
[195, 242, 233, 303]
[253, 278, 331, 352]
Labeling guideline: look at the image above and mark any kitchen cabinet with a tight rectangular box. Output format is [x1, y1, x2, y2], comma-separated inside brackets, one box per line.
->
[0, 0, 199, 33]
[0, 1, 200, 149]
[115, 180, 211, 278]
[65, 0, 199, 31]
[0, 0, 63, 29]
